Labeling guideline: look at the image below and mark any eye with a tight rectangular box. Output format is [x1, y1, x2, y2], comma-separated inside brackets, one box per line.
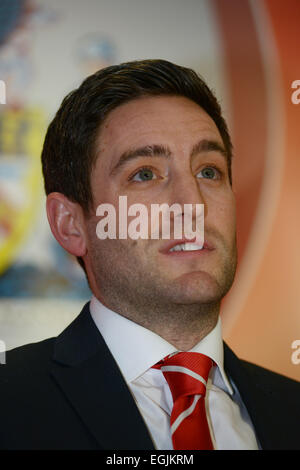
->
[130, 167, 157, 182]
[197, 166, 220, 180]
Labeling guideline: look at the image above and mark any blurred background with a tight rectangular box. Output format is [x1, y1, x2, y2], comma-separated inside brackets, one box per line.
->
[0, 0, 299, 380]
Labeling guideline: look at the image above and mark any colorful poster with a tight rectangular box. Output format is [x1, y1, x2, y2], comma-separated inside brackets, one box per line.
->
[0, 0, 299, 380]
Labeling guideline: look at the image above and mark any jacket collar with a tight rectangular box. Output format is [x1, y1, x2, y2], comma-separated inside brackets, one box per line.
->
[51, 302, 155, 450]
[223, 343, 290, 450]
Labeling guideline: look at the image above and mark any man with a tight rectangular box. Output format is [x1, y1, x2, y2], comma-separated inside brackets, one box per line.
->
[0, 60, 299, 450]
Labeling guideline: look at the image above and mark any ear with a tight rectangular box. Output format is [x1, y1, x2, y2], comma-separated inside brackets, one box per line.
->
[46, 192, 87, 257]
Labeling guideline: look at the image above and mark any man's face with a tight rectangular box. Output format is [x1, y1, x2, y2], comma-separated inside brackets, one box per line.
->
[85, 95, 237, 315]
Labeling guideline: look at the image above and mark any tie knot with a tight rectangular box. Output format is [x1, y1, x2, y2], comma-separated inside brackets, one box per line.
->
[154, 352, 213, 402]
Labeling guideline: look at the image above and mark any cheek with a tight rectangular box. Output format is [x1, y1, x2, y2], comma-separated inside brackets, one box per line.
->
[220, 199, 236, 239]
[207, 192, 236, 232]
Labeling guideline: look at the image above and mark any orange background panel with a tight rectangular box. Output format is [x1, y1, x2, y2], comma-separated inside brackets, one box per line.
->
[225, 0, 300, 381]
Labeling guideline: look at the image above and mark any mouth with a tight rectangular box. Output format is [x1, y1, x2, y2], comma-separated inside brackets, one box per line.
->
[159, 237, 214, 255]
[169, 242, 204, 253]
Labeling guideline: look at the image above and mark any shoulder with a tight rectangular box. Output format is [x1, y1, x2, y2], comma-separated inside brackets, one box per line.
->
[0, 302, 92, 379]
[224, 343, 300, 449]
[224, 342, 300, 416]
[224, 342, 299, 393]
[240, 358, 300, 403]
[241, 359, 299, 390]
[1, 337, 55, 364]
[0, 338, 56, 387]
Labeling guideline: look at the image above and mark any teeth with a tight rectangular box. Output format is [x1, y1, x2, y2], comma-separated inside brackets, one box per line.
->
[169, 243, 203, 252]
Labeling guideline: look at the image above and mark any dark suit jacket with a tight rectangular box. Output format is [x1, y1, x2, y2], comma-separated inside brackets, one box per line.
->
[0, 302, 299, 450]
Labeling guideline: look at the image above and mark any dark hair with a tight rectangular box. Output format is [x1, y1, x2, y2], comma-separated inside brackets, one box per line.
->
[41, 59, 233, 271]
[42, 59, 232, 209]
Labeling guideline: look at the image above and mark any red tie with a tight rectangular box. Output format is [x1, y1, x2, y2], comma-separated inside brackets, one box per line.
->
[153, 352, 214, 450]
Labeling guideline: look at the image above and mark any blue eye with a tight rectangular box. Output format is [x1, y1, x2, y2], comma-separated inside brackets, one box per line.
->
[131, 168, 157, 182]
[198, 167, 219, 179]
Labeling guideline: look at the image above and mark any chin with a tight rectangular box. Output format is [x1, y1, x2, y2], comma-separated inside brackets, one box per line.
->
[167, 271, 226, 305]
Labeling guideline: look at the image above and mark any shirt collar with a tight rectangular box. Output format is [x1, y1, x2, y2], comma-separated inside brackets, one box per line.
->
[89, 295, 233, 395]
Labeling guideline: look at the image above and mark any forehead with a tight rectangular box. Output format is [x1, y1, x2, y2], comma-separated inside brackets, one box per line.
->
[97, 95, 222, 155]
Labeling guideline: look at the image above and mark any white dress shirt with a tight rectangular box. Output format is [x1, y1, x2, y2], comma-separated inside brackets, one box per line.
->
[89, 296, 260, 450]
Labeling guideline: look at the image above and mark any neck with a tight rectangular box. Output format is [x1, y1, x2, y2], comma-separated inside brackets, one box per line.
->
[94, 290, 220, 351]
[149, 308, 219, 350]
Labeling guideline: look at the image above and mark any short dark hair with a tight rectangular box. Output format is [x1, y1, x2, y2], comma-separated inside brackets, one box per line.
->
[41, 59, 233, 213]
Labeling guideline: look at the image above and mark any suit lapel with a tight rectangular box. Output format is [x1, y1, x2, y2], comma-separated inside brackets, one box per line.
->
[224, 343, 284, 450]
[51, 303, 155, 450]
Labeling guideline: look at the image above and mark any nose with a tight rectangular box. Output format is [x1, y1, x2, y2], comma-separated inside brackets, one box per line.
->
[170, 169, 206, 212]
[168, 171, 206, 242]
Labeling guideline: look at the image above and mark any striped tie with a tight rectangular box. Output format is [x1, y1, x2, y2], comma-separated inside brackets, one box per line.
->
[153, 352, 214, 450]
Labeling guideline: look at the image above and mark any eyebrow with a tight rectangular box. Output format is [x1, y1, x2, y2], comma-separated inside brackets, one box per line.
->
[110, 144, 171, 175]
[110, 139, 227, 176]
[190, 139, 227, 159]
